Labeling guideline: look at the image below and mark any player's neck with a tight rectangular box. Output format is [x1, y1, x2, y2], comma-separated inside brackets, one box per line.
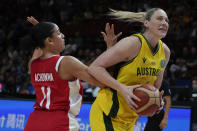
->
[143, 32, 159, 48]
[40, 51, 60, 59]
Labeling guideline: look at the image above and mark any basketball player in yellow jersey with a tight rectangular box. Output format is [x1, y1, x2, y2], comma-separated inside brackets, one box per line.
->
[88, 8, 171, 131]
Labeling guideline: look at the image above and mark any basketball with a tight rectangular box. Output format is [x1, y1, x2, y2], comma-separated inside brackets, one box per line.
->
[133, 84, 161, 116]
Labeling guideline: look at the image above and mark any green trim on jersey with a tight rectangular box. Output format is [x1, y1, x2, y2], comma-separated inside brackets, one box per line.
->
[139, 34, 160, 56]
[108, 89, 119, 118]
[103, 112, 114, 131]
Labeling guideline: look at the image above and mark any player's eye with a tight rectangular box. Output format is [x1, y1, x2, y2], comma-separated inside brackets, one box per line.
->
[165, 19, 169, 23]
[157, 17, 163, 21]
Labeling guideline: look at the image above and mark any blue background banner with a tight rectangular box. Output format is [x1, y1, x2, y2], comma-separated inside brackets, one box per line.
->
[0, 99, 191, 131]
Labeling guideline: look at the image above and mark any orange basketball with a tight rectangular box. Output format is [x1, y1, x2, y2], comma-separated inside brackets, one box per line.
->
[133, 84, 161, 116]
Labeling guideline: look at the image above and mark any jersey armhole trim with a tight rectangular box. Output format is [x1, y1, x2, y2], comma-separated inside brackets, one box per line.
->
[55, 56, 64, 72]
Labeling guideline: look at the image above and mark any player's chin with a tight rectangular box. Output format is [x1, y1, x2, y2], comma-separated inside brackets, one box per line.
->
[62, 42, 65, 49]
[159, 32, 167, 38]
[60, 46, 65, 52]
[160, 31, 167, 38]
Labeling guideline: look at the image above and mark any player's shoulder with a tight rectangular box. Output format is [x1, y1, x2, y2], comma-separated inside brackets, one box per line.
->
[127, 35, 141, 44]
[62, 55, 78, 62]
[118, 35, 141, 49]
[60, 56, 82, 67]
[115, 36, 141, 59]
[162, 42, 170, 55]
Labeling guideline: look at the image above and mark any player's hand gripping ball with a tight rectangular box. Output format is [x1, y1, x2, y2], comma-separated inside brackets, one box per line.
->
[133, 84, 162, 116]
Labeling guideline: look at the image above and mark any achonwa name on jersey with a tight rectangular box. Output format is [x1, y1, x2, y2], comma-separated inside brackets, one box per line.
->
[35, 73, 54, 82]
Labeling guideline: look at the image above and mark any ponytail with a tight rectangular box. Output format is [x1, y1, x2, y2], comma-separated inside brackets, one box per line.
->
[108, 8, 146, 23]
[108, 8, 162, 23]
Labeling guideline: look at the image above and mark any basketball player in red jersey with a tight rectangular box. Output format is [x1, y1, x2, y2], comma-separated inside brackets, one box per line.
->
[24, 17, 122, 131]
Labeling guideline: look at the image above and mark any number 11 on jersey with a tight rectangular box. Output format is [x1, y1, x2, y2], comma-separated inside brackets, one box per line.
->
[40, 86, 51, 109]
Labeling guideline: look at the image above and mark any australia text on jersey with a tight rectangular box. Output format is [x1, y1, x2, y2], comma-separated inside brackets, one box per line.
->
[137, 67, 161, 76]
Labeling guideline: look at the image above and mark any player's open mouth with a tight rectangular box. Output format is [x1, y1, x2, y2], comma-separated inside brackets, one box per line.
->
[158, 27, 167, 32]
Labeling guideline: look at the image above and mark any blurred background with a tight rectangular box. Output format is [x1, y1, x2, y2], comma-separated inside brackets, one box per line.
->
[0, 0, 196, 131]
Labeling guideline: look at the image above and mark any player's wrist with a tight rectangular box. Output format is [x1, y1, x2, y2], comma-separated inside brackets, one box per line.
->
[116, 83, 126, 93]
[163, 116, 168, 120]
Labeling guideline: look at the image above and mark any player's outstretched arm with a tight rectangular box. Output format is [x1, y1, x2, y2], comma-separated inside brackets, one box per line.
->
[28, 48, 43, 72]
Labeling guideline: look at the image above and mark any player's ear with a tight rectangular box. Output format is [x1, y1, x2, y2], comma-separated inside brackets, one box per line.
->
[45, 37, 53, 45]
[144, 20, 149, 28]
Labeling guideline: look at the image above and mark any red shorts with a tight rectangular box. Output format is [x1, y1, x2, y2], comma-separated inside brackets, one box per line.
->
[24, 110, 69, 131]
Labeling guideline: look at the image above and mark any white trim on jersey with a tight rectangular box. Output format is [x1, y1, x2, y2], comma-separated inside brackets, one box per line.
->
[68, 113, 80, 131]
[55, 56, 64, 72]
[68, 79, 82, 116]
[54, 56, 82, 130]
[68, 79, 82, 131]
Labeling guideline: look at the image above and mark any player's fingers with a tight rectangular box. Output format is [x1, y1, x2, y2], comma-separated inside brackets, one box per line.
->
[101, 32, 107, 39]
[27, 16, 31, 21]
[132, 84, 141, 88]
[111, 24, 114, 34]
[160, 123, 165, 129]
[125, 95, 137, 110]
[27, 16, 38, 25]
[132, 93, 141, 102]
[130, 99, 138, 109]
[129, 105, 136, 111]
[101, 32, 107, 42]
[160, 90, 164, 96]
[115, 32, 122, 39]
[128, 102, 137, 111]
[161, 99, 164, 106]
[29, 16, 34, 20]
[105, 23, 110, 33]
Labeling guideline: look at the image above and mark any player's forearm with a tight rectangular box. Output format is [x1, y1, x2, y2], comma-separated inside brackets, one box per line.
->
[82, 69, 105, 88]
[163, 96, 171, 119]
[28, 48, 43, 72]
[88, 66, 124, 92]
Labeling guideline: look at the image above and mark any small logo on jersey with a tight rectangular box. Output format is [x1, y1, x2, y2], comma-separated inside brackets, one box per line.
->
[160, 59, 166, 68]
[143, 57, 147, 63]
[151, 61, 156, 65]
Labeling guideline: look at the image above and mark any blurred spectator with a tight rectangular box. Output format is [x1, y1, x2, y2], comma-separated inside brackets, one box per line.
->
[187, 46, 197, 76]
[169, 58, 188, 80]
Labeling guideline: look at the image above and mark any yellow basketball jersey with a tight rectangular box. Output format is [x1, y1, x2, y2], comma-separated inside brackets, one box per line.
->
[95, 33, 166, 125]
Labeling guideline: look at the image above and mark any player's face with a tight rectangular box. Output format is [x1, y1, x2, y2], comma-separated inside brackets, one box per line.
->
[146, 10, 169, 39]
[50, 25, 65, 52]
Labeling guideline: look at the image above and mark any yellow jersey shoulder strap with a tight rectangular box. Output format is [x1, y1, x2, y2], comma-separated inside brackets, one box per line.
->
[132, 33, 163, 56]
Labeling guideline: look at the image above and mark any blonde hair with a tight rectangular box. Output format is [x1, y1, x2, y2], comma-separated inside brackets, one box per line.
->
[108, 8, 162, 23]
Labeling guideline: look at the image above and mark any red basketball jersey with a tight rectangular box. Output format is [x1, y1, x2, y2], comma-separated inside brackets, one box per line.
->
[26, 56, 83, 131]
[31, 55, 83, 113]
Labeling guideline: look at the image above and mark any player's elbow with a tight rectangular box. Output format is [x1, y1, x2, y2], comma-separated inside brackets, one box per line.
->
[88, 63, 102, 76]
[87, 65, 95, 75]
